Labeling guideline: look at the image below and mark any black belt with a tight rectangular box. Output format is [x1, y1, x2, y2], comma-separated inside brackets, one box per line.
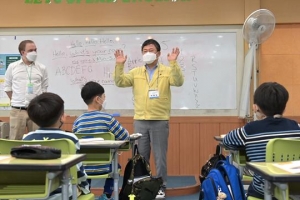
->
[12, 106, 27, 110]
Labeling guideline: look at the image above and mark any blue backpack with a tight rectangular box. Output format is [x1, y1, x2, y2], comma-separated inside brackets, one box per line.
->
[199, 157, 246, 200]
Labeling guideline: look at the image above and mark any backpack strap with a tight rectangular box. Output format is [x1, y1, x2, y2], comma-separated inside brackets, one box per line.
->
[215, 144, 222, 155]
[133, 144, 139, 156]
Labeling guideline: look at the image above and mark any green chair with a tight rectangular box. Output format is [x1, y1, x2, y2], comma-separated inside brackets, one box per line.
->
[247, 196, 262, 200]
[75, 133, 118, 179]
[0, 138, 94, 200]
[249, 138, 300, 200]
[265, 138, 300, 200]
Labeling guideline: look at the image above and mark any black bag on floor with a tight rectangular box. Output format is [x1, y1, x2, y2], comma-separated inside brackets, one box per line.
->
[199, 144, 226, 183]
[119, 145, 163, 200]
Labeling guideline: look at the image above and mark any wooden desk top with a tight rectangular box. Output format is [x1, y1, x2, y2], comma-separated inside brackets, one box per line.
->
[0, 154, 86, 171]
[246, 162, 300, 182]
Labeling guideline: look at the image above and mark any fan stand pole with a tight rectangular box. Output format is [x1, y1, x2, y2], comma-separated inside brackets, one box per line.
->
[250, 43, 259, 121]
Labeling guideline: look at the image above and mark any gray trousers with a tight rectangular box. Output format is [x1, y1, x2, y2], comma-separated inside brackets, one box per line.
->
[134, 120, 169, 187]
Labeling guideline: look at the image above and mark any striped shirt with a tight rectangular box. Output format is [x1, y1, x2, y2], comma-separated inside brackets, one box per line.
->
[72, 111, 129, 175]
[223, 117, 300, 197]
[72, 111, 130, 141]
[23, 128, 90, 195]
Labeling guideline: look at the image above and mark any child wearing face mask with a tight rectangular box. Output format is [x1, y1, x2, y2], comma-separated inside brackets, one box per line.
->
[73, 81, 130, 200]
[23, 92, 91, 199]
[223, 82, 300, 199]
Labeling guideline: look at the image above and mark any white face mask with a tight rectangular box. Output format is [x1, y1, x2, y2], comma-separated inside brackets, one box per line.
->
[255, 110, 266, 120]
[142, 52, 157, 64]
[26, 51, 37, 62]
[101, 100, 107, 110]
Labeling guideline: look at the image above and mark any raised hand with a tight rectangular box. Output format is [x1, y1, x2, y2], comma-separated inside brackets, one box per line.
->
[114, 49, 127, 64]
[167, 47, 180, 61]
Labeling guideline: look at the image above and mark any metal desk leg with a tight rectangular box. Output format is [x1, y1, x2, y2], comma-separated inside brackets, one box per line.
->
[131, 141, 134, 157]
[62, 169, 70, 200]
[264, 180, 272, 200]
[72, 184, 78, 200]
[228, 153, 233, 164]
[113, 149, 119, 200]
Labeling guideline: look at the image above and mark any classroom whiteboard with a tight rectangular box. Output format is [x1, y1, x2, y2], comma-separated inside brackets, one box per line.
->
[0, 27, 242, 111]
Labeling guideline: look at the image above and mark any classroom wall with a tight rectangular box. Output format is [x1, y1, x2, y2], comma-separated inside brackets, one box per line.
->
[260, 24, 300, 116]
[2, 0, 300, 28]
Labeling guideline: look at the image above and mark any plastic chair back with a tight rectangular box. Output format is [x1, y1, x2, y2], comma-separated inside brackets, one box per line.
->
[266, 138, 300, 162]
[266, 138, 300, 200]
[75, 132, 117, 179]
[0, 138, 75, 199]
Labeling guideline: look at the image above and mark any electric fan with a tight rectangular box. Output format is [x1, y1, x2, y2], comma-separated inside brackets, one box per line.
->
[239, 9, 275, 118]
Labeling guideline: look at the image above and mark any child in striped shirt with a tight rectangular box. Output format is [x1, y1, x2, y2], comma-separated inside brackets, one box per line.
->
[73, 81, 129, 200]
[223, 82, 300, 199]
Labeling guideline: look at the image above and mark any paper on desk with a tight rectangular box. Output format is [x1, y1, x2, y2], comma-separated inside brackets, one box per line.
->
[0, 155, 10, 161]
[78, 138, 104, 143]
[273, 161, 300, 174]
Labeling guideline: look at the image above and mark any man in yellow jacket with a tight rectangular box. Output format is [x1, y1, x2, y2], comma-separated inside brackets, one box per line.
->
[114, 39, 184, 199]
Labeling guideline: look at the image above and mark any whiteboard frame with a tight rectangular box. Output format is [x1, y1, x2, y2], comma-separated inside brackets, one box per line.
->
[0, 26, 244, 116]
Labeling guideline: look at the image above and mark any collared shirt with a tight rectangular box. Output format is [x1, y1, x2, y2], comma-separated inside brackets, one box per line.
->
[146, 64, 158, 81]
[4, 59, 48, 107]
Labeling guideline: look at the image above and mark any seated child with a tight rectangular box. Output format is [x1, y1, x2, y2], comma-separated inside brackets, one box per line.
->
[23, 92, 90, 199]
[223, 82, 300, 199]
[73, 81, 130, 200]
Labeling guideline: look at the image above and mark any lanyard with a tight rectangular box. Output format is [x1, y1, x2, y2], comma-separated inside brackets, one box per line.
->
[26, 65, 32, 84]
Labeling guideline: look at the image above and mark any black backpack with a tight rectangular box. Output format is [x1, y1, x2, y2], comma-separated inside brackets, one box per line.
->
[119, 145, 163, 200]
[199, 144, 226, 183]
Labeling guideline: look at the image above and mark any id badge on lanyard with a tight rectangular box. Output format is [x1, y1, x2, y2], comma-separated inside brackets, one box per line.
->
[27, 83, 33, 94]
[26, 65, 33, 94]
[148, 90, 159, 99]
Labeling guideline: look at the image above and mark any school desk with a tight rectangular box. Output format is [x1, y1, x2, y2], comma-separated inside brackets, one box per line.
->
[0, 154, 86, 200]
[214, 136, 248, 178]
[79, 140, 129, 200]
[246, 162, 300, 200]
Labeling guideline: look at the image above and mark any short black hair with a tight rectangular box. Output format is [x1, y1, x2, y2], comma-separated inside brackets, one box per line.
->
[254, 82, 289, 116]
[81, 81, 105, 105]
[27, 92, 64, 127]
[141, 39, 161, 52]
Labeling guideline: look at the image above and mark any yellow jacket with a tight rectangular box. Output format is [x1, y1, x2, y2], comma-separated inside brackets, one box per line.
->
[114, 61, 184, 120]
